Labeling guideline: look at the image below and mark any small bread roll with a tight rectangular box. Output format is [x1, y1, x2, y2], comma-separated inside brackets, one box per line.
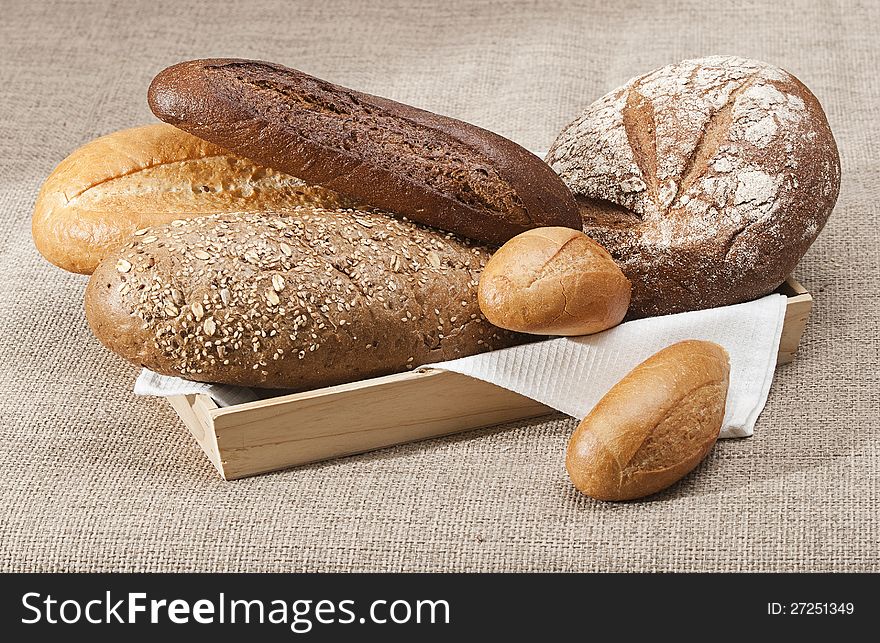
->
[566, 340, 730, 501]
[477, 227, 630, 336]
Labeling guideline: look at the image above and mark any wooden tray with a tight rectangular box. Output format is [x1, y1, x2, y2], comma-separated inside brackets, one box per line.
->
[168, 277, 812, 480]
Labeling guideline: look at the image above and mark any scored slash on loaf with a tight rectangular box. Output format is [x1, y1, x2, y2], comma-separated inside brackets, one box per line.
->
[31, 124, 352, 274]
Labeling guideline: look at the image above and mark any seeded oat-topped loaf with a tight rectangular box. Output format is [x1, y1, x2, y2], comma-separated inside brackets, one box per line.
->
[547, 56, 840, 318]
[148, 58, 581, 246]
[85, 207, 530, 389]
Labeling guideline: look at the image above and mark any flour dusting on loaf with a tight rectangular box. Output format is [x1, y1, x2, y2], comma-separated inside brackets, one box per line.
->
[547, 56, 840, 317]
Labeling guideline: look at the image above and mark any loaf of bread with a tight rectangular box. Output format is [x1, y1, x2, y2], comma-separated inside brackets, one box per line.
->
[147, 58, 581, 246]
[32, 124, 351, 274]
[547, 56, 840, 318]
[85, 206, 530, 389]
[566, 340, 729, 501]
[478, 227, 630, 335]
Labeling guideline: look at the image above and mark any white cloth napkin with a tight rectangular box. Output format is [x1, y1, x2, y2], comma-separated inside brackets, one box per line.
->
[136, 293, 787, 439]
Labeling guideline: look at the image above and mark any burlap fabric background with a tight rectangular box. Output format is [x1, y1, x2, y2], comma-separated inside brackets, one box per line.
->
[1, 0, 877, 572]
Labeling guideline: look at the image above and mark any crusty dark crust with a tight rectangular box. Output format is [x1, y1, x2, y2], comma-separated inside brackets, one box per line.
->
[85, 207, 532, 390]
[547, 56, 841, 318]
[148, 58, 580, 246]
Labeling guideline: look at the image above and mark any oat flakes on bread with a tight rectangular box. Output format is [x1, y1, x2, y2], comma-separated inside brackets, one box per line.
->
[85, 207, 530, 390]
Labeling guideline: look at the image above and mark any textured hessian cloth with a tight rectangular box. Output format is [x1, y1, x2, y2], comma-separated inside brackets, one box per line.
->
[0, 0, 877, 572]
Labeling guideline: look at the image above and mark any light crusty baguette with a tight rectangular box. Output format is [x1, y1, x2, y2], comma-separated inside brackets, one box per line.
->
[148, 58, 581, 246]
[566, 340, 730, 501]
[85, 207, 530, 389]
[32, 124, 351, 274]
[547, 56, 840, 318]
[478, 227, 630, 335]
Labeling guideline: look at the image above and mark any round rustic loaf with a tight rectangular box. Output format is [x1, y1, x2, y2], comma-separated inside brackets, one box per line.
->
[478, 227, 630, 336]
[547, 56, 841, 318]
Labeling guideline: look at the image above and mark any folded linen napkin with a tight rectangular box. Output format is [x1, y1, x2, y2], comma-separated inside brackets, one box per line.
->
[136, 293, 787, 439]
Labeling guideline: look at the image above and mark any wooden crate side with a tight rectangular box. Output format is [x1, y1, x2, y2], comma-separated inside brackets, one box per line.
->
[778, 276, 808, 297]
[168, 394, 226, 478]
[208, 370, 553, 479]
[777, 292, 813, 364]
[172, 275, 814, 479]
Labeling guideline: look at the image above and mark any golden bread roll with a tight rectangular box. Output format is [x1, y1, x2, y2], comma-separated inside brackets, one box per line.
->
[566, 340, 730, 501]
[477, 227, 630, 335]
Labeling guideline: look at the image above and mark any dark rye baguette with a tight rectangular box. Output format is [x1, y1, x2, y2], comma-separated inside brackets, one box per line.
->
[85, 207, 531, 389]
[147, 58, 580, 246]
